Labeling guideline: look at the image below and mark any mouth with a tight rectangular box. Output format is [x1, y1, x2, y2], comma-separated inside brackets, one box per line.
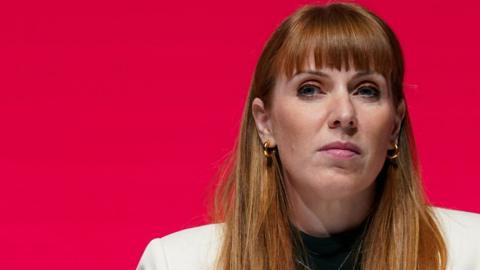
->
[318, 141, 362, 160]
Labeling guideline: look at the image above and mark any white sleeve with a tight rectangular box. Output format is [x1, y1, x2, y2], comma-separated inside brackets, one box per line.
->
[136, 238, 169, 270]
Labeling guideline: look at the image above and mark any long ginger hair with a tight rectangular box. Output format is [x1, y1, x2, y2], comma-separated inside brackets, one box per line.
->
[212, 2, 447, 270]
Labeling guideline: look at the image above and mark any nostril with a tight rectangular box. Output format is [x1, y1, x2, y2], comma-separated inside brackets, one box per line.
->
[331, 120, 341, 127]
[328, 118, 357, 129]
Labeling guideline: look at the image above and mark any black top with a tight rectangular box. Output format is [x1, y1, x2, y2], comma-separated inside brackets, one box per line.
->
[295, 218, 369, 270]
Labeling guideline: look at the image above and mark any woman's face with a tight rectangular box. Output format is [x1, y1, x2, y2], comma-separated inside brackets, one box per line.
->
[252, 58, 405, 201]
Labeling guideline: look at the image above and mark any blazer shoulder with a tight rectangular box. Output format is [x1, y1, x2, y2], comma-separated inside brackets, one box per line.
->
[431, 206, 480, 269]
[137, 223, 224, 270]
[432, 206, 480, 233]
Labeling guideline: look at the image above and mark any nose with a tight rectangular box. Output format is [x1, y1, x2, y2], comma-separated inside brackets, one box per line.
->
[327, 94, 357, 131]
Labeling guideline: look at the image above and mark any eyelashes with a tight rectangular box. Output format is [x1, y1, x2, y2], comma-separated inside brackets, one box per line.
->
[355, 85, 381, 98]
[297, 83, 322, 97]
[297, 82, 381, 100]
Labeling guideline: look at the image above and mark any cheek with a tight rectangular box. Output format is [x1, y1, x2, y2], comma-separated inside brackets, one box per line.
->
[361, 111, 395, 155]
[270, 101, 321, 152]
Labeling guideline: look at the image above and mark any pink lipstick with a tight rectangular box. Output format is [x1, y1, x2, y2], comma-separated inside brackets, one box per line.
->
[318, 141, 361, 160]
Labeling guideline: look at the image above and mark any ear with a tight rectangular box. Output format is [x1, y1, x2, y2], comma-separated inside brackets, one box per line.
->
[390, 100, 406, 147]
[252, 97, 276, 147]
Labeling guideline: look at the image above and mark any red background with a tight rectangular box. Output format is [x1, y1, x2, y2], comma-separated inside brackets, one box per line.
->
[1, 0, 479, 269]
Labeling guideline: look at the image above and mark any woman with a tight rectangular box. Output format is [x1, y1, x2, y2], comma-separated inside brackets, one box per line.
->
[137, 2, 480, 270]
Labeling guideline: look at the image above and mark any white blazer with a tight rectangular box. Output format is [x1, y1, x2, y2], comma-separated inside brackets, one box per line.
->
[137, 207, 480, 270]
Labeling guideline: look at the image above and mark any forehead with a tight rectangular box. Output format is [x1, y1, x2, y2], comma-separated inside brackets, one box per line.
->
[276, 51, 390, 83]
[278, 53, 388, 83]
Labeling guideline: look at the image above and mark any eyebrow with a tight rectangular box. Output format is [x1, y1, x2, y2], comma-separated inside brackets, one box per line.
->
[292, 70, 376, 79]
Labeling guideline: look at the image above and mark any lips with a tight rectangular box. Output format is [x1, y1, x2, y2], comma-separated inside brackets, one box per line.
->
[319, 141, 362, 155]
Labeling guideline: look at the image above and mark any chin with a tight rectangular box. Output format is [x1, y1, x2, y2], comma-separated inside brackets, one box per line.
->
[308, 176, 372, 197]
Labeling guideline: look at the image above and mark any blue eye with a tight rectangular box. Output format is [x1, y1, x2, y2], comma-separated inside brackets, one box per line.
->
[356, 85, 380, 98]
[298, 84, 322, 97]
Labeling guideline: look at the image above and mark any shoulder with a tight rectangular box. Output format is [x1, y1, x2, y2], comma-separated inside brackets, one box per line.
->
[136, 223, 224, 270]
[430, 206, 480, 269]
[431, 206, 480, 237]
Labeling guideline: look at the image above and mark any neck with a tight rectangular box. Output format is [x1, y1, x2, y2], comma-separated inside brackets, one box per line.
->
[286, 180, 376, 237]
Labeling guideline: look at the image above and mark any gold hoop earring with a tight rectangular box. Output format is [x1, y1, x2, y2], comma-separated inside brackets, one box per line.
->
[263, 140, 275, 158]
[387, 143, 399, 160]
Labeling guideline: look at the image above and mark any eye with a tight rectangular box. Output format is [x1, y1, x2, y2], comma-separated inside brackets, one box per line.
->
[355, 84, 380, 99]
[297, 83, 323, 98]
